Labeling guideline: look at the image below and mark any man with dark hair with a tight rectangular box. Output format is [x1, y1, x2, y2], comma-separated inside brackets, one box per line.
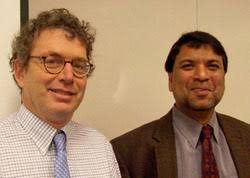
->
[112, 31, 250, 178]
[0, 8, 120, 177]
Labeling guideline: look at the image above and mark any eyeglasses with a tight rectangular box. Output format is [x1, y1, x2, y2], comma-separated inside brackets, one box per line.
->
[30, 55, 93, 78]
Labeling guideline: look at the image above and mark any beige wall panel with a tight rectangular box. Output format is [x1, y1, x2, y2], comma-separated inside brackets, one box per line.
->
[6, 0, 247, 138]
[0, 1, 20, 119]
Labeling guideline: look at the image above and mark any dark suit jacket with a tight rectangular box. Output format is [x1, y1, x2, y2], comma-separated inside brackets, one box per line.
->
[111, 110, 250, 178]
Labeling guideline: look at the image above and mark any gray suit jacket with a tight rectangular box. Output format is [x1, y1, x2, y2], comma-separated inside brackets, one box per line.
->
[111, 110, 250, 178]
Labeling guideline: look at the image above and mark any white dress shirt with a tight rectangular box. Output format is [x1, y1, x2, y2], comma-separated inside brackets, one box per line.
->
[0, 105, 121, 178]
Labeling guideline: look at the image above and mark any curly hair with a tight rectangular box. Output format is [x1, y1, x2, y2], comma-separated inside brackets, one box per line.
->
[10, 8, 95, 76]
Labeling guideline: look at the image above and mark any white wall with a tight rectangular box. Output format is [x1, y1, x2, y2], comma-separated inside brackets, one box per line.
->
[0, 1, 20, 118]
[3, 0, 249, 139]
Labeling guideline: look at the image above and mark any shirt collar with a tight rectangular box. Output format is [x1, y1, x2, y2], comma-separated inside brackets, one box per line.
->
[208, 113, 220, 144]
[17, 105, 57, 156]
[172, 106, 220, 149]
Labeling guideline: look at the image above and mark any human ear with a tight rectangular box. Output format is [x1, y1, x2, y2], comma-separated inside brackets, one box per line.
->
[13, 59, 25, 88]
[168, 72, 173, 92]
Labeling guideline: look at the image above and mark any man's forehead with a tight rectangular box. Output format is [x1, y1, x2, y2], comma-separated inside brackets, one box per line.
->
[34, 28, 74, 40]
[177, 44, 223, 62]
[182, 43, 213, 50]
[32, 28, 84, 48]
[179, 44, 221, 56]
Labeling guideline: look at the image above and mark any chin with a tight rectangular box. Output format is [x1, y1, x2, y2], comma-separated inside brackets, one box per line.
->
[189, 102, 216, 111]
[49, 103, 78, 114]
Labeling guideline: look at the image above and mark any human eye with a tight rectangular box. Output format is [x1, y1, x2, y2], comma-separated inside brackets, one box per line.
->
[73, 60, 89, 71]
[180, 61, 194, 70]
[45, 56, 63, 68]
[207, 61, 221, 71]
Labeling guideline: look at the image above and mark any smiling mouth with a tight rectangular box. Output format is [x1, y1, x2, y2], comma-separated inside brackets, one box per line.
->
[191, 88, 210, 91]
[191, 88, 211, 96]
[49, 89, 75, 96]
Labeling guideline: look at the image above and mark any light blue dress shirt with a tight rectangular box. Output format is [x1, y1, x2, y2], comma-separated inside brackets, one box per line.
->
[172, 106, 238, 178]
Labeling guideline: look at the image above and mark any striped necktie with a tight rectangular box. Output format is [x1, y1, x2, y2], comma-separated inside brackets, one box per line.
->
[201, 125, 220, 178]
[53, 131, 70, 178]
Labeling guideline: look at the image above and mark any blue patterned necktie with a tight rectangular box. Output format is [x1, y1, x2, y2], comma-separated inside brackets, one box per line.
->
[53, 131, 70, 178]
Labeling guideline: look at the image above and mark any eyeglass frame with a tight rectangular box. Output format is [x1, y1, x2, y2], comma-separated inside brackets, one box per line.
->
[29, 55, 94, 78]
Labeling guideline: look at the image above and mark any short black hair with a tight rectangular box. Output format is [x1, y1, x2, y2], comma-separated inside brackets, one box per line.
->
[165, 31, 228, 73]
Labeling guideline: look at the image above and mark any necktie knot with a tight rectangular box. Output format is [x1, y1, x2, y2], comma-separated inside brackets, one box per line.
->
[53, 131, 66, 151]
[202, 125, 213, 140]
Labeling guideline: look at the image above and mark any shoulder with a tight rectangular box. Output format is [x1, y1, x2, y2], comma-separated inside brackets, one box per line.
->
[64, 122, 121, 177]
[217, 113, 250, 131]
[111, 112, 174, 177]
[0, 112, 22, 154]
[217, 113, 250, 141]
[67, 121, 111, 146]
[0, 112, 19, 136]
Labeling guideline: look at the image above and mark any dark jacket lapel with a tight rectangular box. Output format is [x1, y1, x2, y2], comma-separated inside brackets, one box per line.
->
[153, 111, 178, 178]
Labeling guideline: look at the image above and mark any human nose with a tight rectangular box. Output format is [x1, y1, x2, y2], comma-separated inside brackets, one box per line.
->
[193, 65, 209, 81]
[59, 63, 74, 83]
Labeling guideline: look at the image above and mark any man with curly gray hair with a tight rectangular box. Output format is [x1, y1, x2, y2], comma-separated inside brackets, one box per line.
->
[0, 8, 121, 178]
